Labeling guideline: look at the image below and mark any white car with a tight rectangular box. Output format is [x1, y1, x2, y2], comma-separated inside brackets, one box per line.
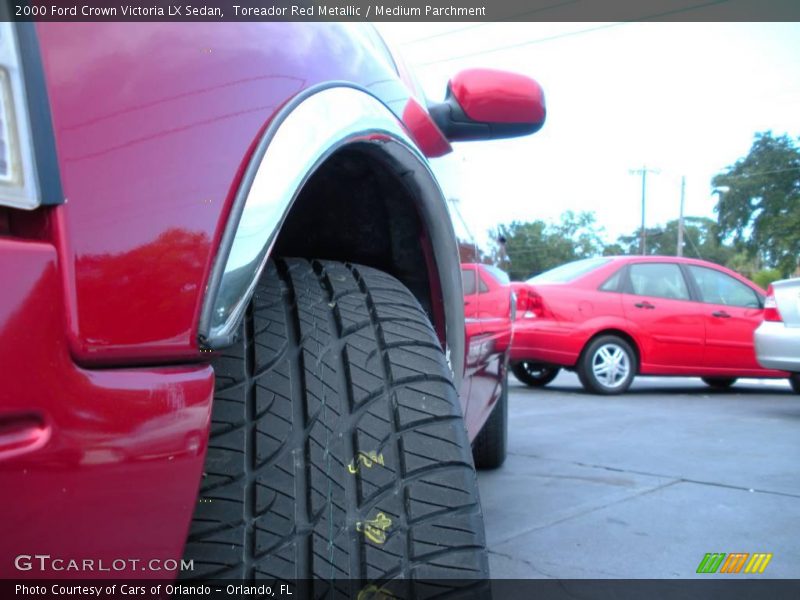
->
[754, 278, 800, 393]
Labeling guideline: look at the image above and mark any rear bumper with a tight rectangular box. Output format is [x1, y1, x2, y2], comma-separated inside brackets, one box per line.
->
[754, 321, 800, 373]
[0, 238, 213, 578]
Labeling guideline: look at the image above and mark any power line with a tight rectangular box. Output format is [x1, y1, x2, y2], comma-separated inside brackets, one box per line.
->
[684, 229, 705, 260]
[400, 0, 583, 46]
[402, 23, 486, 47]
[714, 165, 800, 180]
[417, 0, 731, 68]
[418, 22, 626, 67]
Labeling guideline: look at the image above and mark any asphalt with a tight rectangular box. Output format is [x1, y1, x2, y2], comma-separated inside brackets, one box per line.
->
[477, 371, 800, 578]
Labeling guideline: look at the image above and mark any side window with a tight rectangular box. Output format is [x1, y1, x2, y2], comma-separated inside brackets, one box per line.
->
[628, 263, 690, 301]
[461, 269, 477, 296]
[688, 266, 760, 308]
[478, 275, 490, 294]
[482, 265, 511, 285]
[599, 268, 623, 292]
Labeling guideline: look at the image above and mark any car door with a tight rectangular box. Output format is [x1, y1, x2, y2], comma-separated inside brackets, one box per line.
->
[621, 262, 705, 371]
[685, 265, 765, 371]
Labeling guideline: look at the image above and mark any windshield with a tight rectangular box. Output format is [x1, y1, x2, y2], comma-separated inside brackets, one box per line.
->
[527, 258, 611, 284]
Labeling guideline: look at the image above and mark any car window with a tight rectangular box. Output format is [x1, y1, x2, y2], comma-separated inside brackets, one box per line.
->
[688, 265, 760, 308]
[628, 263, 690, 301]
[483, 265, 511, 285]
[462, 269, 477, 296]
[599, 268, 623, 292]
[478, 275, 490, 293]
[528, 257, 611, 284]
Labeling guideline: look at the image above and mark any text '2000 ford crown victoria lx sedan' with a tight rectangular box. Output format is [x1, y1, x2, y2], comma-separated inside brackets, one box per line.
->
[0, 21, 545, 590]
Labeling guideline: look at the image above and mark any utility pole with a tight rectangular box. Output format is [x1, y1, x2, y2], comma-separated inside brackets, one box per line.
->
[677, 176, 685, 257]
[629, 166, 660, 255]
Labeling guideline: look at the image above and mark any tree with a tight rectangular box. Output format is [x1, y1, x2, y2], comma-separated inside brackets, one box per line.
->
[602, 243, 625, 256]
[713, 131, 800, 276]
[489, 211, 606, 280]
[615, 217, 735, 266]
[552, 210, 607, 259]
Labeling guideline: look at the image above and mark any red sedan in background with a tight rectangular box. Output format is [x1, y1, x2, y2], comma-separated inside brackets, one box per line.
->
[461, 263, 515, 468]
[511, 256, 790, 394]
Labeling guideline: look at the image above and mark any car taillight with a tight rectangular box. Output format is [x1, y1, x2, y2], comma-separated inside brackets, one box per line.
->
[763, 285, 783, 322]
[516, 286, 544, 319]
[0, 23, 41, 210]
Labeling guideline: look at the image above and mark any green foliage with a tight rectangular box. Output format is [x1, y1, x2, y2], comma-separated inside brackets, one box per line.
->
[713, 131, 800, 276]
[752, 269, 784, 290]
[479, 131, 799, 283]
[724, 251, 761, 280]
[602, 243, 625, 256]
[615, 217, 735, 266]
[490, 211, 606, 280]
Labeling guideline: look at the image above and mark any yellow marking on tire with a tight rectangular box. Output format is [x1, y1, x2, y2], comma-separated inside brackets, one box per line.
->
[356, 512, 392, 545]
[357, 585, 397, 600]
[347, 451, 385, 474]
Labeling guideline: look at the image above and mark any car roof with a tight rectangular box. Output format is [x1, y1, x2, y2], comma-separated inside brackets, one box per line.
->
[602, 255, 764, 291]
[605, 255, 724, 268]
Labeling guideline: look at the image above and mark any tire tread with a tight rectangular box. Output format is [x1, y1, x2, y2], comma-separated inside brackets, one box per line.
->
[183, 258, 488, 584]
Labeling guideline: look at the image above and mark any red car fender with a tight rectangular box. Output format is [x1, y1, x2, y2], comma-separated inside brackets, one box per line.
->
[572, 316, 646, 366]
[34, 22, 455, 367]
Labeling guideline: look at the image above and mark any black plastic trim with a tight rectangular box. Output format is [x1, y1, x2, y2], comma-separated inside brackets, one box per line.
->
[429, 84, 545, 142]
[678, 262, 702, 303]
[14, 22, 64, 207]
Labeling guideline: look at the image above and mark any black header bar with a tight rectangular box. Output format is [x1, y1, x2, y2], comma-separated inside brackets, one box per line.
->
[6, 0, 800, 22]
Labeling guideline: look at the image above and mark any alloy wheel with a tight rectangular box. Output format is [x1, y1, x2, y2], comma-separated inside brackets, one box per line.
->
[591, 343, 631, 389]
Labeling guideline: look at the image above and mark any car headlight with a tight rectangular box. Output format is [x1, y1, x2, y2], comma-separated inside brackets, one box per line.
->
[0, 22, 42, 210]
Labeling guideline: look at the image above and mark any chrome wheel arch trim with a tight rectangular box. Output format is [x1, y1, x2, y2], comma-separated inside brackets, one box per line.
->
[198, 83, 465, 386]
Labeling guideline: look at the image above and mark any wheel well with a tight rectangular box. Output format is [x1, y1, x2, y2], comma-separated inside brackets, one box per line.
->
[579, 329, 641, 372]
[271, 144, 438, 330]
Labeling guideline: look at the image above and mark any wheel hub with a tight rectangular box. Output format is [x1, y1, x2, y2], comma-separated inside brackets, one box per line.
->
[592, 343, 630, 388]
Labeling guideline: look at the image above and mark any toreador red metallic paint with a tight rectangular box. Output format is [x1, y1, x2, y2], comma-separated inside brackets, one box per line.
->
[0, 238, 214, 578]
[450, 68, 546, 125]
[401, 97, 452, 158]
[35, 22, 443, 365]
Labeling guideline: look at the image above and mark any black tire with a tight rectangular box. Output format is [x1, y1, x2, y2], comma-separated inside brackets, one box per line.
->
[702, 377, 738, 389]
[511, 362, 560, 387]
[472, 370, 508, 469]
[577, 335, 637, 395]
[789, 374, 800, 394]
[183, 258, 489, 585]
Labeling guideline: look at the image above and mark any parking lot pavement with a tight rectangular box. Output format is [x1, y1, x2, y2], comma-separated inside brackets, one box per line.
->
[478, 371, 800, 578]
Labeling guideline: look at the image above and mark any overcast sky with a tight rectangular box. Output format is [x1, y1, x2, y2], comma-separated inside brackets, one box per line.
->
[378, 22, 800, 249]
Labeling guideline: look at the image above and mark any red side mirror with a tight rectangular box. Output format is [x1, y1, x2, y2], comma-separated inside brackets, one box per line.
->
[430, 68, 546, 142]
